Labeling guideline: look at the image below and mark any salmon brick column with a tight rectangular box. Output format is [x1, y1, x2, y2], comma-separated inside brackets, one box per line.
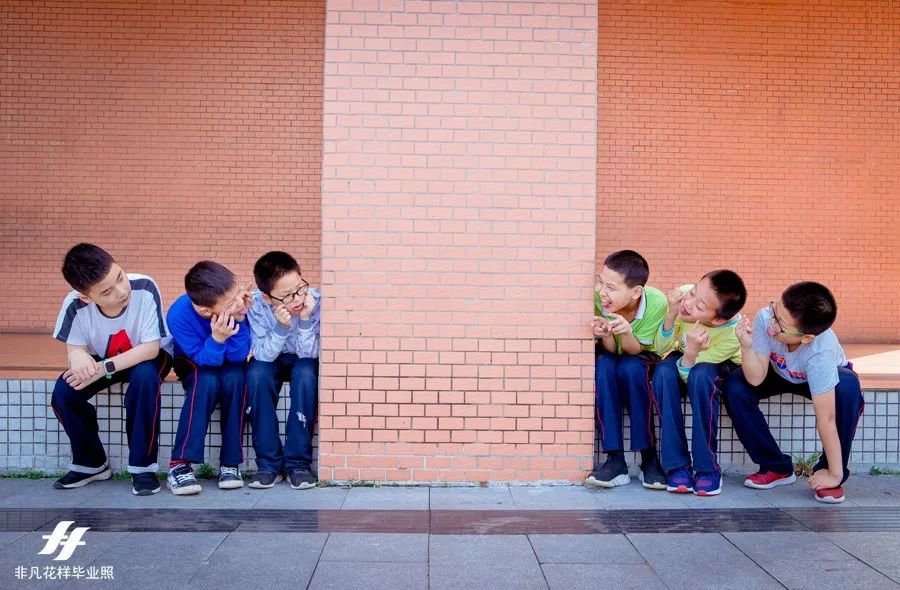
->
[319, 0, 599, 484]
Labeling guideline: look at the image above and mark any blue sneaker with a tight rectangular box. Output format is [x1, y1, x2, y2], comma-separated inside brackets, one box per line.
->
[666, 466, 693, 493]
[693, 471, 723, 496]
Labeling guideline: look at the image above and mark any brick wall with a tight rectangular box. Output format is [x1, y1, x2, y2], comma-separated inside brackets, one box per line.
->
[598, 1, 900, 342]
[0, 1, 324, 331]
[319, 0, 598, 483]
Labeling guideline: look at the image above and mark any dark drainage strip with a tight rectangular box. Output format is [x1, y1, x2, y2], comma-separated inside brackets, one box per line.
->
[2, 508, 899, 534]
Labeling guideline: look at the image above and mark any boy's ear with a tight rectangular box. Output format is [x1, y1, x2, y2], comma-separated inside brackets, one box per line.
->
[261, 293, 274, 306]
[76, 293, 93, 304]
[191, 302, 214, 319]
[709, 316, 728, 327]
[800, 334, 816, 345]
[631, 284, 644, 301]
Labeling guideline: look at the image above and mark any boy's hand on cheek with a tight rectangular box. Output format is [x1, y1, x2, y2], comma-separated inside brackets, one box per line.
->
[274, 305, 292, 329]
[211, 313, 239, 343]
[298, 292, 315, 321]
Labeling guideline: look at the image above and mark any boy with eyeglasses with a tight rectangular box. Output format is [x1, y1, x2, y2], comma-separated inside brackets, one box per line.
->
[725, 281, 864, 504]
[246, 251, 321, 490]
[166, 261, 252, 495]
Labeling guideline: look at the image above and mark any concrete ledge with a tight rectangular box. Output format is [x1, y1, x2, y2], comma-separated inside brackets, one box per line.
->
[1, 334, 897, 388]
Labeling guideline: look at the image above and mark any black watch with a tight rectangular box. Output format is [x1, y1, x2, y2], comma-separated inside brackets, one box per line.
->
[103, 360, 116, 379]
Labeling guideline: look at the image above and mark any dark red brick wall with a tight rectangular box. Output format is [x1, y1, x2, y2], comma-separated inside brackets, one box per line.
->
[598, 1, 899, 341]
[0, 1, 324, 330]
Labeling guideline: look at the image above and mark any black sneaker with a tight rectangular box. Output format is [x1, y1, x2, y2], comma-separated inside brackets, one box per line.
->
[167, 464, 201, 496]
[288, 466, 317, 490]
[585, 454, 630, 488]
[131, 472, 161, 496]
[53, 467, 112, 490]
[218, 465, 244, 490]
[639, 453, 667, 490]
[249, 471, 284, 489]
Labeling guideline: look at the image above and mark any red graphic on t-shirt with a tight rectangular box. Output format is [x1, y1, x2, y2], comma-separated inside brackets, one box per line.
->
[105, 330, 133, 357]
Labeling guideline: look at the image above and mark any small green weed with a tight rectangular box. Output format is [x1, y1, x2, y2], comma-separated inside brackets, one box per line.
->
[793, 453, 820, 478]
[0, 469, 61, 480]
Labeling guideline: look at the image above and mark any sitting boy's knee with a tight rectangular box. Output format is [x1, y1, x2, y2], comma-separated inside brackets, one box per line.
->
[291, 359, 318, 380]
[127, 360, 160, 383]
[836, 367, 864, 406]
[651, 359, 679, 385]
[723, 369, 753, 400]
[247, 360, 276, 383]
[686, 362, 719, 386]
[615, 354, 647, 379]
[220, 362, 247, 381]
[51, 376, 77, 403]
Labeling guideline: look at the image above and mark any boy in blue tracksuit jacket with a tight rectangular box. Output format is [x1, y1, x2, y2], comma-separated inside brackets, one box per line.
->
[246, 251, 321, 490]
[165, 261, 252, 495]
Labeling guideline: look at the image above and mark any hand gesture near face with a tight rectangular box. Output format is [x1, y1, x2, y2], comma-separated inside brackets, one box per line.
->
[211, 312, 239, 343]
[605, 313, 633, 336]
[298, 291, 315, 321]
[592, 315, 611, 338]
[239, 283, 253, 312]
[684, 322, 711, 355]
[273, 304, 292, 329]
[667, 287, 685, 313]
[735, 315, 753, 348]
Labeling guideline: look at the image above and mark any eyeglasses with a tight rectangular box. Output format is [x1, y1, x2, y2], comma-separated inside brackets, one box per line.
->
[769, 300, 805, 336]
[269, 279, 310, 304]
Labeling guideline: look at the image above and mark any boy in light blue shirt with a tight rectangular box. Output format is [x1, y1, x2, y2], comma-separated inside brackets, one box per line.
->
[246, 251, 321, 490]
[725, 281, 863, 504]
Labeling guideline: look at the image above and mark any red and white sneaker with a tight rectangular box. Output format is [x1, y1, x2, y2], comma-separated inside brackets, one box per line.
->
[743, 471, 797, 490]
[815, 487, 846, 504]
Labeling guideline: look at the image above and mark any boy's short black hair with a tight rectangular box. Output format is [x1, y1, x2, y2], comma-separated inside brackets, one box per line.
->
[782, 281, 837, 335]
[602, 250, 650, 288]
[61, 243, 116, 293]
[185, 261, 236, 308]
[254, 251, 302, 295]
[702, 270, 747, 320]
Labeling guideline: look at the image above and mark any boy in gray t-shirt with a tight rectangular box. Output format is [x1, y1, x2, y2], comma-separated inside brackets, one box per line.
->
[725, 282, 863, 505]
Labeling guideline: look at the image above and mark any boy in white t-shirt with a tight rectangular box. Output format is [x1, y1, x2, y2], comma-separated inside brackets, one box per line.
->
[51, 243, 173, 496]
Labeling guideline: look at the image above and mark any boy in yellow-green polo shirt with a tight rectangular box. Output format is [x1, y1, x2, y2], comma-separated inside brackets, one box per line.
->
[651, 270, 747, 496]
[586, 250, 669, 490]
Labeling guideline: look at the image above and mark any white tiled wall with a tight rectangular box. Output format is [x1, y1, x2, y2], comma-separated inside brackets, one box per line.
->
[0, 379, 897, 476]
[0, 379, 317, 473]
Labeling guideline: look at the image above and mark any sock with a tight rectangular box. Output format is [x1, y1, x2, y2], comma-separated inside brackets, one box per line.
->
[640, 448, 658, 465]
